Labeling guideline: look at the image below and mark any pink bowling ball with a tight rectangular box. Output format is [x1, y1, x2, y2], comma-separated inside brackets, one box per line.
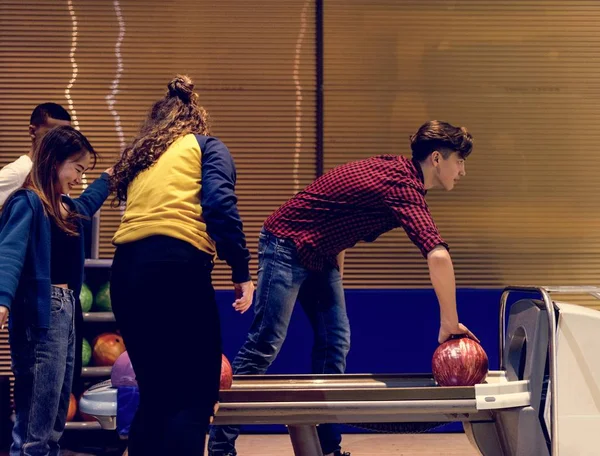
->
[111, 351, 137, 387]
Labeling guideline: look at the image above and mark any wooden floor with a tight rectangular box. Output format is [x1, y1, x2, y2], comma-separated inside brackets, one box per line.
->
[0, 433, 480, 455]
[230, 434, 479, 456]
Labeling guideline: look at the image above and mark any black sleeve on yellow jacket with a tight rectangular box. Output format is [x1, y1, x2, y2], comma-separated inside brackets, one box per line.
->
[197, 135, 251, 283]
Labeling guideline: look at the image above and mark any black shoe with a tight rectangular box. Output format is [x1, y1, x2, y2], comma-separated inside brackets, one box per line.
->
[333, 451, 351, 456]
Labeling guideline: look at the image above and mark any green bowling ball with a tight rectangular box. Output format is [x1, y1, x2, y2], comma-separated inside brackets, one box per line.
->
[80, 284, 93, 313]
[94, 282, 111, 312]
[82, 338, 92, 367]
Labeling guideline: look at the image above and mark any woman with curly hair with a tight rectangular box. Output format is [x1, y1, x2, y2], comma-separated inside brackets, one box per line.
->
[109, 75, 254, 456]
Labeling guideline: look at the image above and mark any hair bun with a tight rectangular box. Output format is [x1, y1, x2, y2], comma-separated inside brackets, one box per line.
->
[167, 75, 194, 103]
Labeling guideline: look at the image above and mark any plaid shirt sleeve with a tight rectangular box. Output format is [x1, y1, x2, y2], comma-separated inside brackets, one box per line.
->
[384, 184, 448, 258]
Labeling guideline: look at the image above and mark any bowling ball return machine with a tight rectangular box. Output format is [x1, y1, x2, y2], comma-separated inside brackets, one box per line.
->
[79, 286, 600, 455]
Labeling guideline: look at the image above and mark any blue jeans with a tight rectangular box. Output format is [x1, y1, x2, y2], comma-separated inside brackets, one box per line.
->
[209, 229, 351, 455]
[9, 286, 76, 456]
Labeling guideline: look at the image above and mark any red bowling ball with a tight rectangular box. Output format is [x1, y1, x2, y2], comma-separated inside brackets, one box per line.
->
[432, 335, 489, 387]
[221, 354, 233, 390]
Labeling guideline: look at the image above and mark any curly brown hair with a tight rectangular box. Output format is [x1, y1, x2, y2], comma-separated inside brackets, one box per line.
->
[111, 75, 211, 203]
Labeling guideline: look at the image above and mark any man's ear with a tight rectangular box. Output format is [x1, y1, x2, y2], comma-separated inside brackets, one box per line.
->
[28, 124, 36, 141]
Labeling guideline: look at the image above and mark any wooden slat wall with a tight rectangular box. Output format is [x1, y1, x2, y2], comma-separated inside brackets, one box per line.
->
[1, 0, 600, 367]
[0, 0, 317, 383]
[0, 0, 317, 287]
[323, 0, 600, 308]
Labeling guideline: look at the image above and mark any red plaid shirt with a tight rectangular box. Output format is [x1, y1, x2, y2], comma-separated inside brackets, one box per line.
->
[264, 154, 448, 271]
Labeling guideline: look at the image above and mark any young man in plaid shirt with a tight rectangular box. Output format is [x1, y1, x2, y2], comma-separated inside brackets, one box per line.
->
[209, 120, 477, 456]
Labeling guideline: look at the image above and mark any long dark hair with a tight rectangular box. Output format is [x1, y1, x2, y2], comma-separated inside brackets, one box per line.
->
[24, 125, 97, 235]
[110, 75, 211, 203]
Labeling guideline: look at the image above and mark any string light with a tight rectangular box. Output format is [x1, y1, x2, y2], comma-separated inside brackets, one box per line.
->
[65, 0, 87, 189]
[106, 0, 125, 154]
[293, 0, 310, 193]
[106, 0, 126, 214]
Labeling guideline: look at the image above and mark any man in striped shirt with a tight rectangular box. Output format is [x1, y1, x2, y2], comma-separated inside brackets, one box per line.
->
[209, 120, 477, 456]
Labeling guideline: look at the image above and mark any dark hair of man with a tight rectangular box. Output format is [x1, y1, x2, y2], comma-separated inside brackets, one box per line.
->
[29, 103, 72, 127]
[410, 120, 473, 161]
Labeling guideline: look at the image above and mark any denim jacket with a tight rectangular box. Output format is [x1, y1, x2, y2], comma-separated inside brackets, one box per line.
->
[0, 173, 110, 330]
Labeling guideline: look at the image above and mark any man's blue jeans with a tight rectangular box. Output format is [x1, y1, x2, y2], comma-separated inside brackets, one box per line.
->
[9, 286, 76, 456]
[209, 229, 351, 455]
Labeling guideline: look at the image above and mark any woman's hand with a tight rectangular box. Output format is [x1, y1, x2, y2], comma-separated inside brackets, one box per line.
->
[233, 281, 254, 314]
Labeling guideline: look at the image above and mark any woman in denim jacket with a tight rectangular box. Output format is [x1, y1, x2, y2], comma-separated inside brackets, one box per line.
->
[0, 125, 111, 456]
